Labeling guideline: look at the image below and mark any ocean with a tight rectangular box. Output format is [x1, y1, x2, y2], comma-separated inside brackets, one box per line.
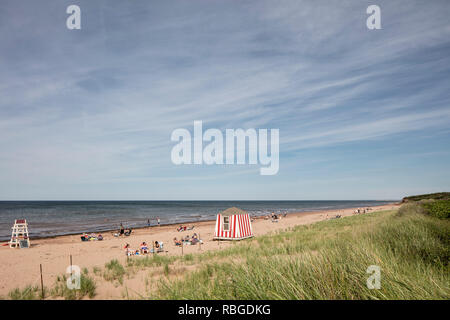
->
[0, 200, 396, 241]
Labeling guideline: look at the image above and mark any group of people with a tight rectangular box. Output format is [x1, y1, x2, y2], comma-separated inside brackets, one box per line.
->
[146, 216, 161, 227]
[114, 224, 132, 237]
[173, 233, 202, 246]
[80, 233, 103, 241]
[124, 240, 164, 256]
[354, 207, 371, 214]
[264, 212, 286, 222]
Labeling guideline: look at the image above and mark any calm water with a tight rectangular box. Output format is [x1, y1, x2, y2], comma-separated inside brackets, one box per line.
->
[0, 200, 396, 241]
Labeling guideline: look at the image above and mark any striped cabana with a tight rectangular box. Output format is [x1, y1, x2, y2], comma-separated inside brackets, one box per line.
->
[214, 207, 254, 240]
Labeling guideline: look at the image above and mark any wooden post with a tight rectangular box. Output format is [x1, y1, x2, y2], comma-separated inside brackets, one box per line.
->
[39, 264, 44, 300]
[152, 241, 155, 255]
[199, 233, 201, 251]
[70, 254, 72, 274]
[181, 240, 184, 256]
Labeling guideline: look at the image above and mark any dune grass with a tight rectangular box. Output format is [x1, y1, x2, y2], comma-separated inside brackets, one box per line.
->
[51, 274, 96, 300]
[103, 259, 127, 285]
[150, 207, 449, 300]
[8, 285, 48, 300]
[7, 273, 96, 300]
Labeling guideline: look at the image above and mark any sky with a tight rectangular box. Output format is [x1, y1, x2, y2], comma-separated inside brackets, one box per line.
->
[0, 0, 449, 200]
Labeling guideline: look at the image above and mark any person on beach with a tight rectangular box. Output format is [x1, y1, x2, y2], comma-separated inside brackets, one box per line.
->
[157, 217, 160, 226]
[147, 219, 150, 227]
[191, 233, 199, 245]
[150, 241, 160, 253]
[119, 224, 125, 236]
[140, 242, 149, 254]
[124, 243, 132, 256]
[173, 237, 182, 246]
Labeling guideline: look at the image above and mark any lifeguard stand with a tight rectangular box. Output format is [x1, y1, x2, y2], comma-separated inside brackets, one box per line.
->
[9, 219, 30, 248]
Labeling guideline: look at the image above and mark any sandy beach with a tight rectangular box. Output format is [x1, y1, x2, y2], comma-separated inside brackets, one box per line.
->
[0, 203, 399, 298]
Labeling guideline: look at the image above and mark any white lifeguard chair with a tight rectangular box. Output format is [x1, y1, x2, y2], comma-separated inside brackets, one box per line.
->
[9, 219, 30, 248]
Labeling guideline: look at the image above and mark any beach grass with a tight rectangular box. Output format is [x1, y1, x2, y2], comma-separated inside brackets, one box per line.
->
[51, 273, 96, 300]
[8, 285, 48, 300]
[7, 273, 96, 300]
[126, 254, 176, 269]
[150, 207, 449, 299]
[103, 259, 126, 285]
[92, 266, 101, 275]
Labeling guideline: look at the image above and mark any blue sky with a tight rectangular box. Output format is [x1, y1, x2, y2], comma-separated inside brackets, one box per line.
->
[0, 0, 449, 200]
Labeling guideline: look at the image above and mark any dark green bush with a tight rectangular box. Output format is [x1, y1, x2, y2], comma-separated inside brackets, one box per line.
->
[422, 200, 450, 219]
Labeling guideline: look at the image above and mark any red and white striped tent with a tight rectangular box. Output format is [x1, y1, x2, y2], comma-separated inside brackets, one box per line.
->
[214, 207, 254, 240]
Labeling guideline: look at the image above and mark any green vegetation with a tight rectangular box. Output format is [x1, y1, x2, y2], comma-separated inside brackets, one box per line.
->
[92, 266, 101, 275]
[399, 197, 450, 220]
[422, 200, 450, 219]
[402, 192, 450, 202]
[8, 285, 47, 300]
[126, 254, 176, 269]
[8, 273, 96, 300]
[151, 208, 449, 299]
[103, 259, 126, 285]
[163, 263, 170, 276]
[51, 274, 96, 300]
